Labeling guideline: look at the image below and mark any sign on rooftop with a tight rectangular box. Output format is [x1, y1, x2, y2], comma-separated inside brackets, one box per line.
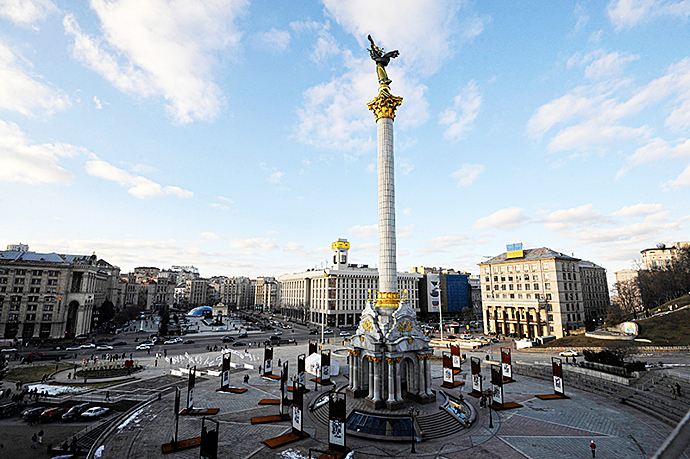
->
[507, 243, 524, 259]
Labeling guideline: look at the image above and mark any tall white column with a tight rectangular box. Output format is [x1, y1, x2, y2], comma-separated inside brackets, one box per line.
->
[373, 359, 382, 402]
[368, 358, 375, 399]
[352, 355, 359, 391]
[377, 117, 397, 295]
[425, 359, 433, 396]
[387, 359, 396, 403]
[395, 360, 403, 401]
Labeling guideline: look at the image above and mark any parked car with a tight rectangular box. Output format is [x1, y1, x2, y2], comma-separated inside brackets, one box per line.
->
[0, 401, 22, 418]
[81, 407, 109, 418]
[62, 402, 90, 422]
[559, 350, 580, 357]
[221, 336, 234, 343]
[182, 339, 195, 344]
[22, 407, 45, 423]
[40, 407, 68, 423]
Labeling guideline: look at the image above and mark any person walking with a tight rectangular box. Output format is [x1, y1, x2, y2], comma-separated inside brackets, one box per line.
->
[31, 433, 37, 449]
[105, 390, 110, 401]
[590, 440, 597, 457]
[676, 383, 682, 397]
[37, 429, 44, 444]
[671, 385, 677, 400]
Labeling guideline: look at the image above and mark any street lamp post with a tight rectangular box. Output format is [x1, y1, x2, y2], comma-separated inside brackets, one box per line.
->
[486, 388, 494, 429]
[408, 407, 419, 453]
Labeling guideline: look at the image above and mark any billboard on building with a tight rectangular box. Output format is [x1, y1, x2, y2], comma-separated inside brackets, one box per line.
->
[427, 273, 441, 313]
[507, 242, 524, 259]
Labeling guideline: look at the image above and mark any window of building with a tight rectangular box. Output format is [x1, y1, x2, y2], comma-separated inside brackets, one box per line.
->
[14, 278, 24, 284]
[533, 274, 539, 280]
[12, 287, 23, 293]
[485, 285, 490, 291]
[544, 283, 550, 290]
[47, 279, 58, 286]
[493, 267, 498, 274]
[26, 313, 36, 322]
[501, 276, 506, 282]
[507, 266, 513, 273]
[8, 313, 18, 321]
[500, 266, 505, 273]
[15, 269, 26, 275]
[518, 294, 523, 299]
[48, 271, 59, 277]
[509, 284, 514, 290]
[493, 276, 498, 282]
[27, 304, 37, 311]
[42, 313, 52, 321]
[43, 304, 53, 311]
[546, 293, 552, 300]
[517, 284, 522, 290]
[547, 314, 553, 321]
[515, 265, 521, 272]
[510, 293, 515, 299]
[531, 264, 537, 271]
[32, 270, 42, 276]
[501, 285, 506, 290]
[534, 283, 539, 290]
[525, 284, 530, 290]
[526, 294, 531, 299]
[0, 278, 6, 284]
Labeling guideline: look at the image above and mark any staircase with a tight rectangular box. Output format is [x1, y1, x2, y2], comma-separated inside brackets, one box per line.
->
[416, 410, 465, 440]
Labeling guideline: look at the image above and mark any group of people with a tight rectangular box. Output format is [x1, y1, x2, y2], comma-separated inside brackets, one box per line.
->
[670, 382, 683, 400]
[30, 429, 44, 449]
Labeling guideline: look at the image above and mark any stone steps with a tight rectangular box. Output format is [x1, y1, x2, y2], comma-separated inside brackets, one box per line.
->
[416, 410, 465, 440]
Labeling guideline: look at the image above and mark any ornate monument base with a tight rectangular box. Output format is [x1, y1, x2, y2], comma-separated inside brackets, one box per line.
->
[347, 296, 436, 408]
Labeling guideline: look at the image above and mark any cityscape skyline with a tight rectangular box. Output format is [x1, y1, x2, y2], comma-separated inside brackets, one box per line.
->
[2, 1, 689, 285]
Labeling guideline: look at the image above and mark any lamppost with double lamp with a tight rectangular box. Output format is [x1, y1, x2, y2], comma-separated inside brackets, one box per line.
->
[486, 388, 494, 429]
[408, 407, 419, 453]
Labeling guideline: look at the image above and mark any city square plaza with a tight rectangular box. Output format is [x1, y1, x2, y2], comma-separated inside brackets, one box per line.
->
[85, 341, 688, 459]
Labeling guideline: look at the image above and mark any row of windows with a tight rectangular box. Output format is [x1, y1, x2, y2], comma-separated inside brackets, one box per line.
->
[486, 292, 552, 300]
[486, 263, 548, 275]
[5, 313, 52, 321]
[489, 283, 547, 291]
[488, 273, 547, 282]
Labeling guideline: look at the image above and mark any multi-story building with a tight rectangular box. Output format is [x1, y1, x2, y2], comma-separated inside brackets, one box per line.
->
[468, 275, 482, 322]
[578, 260, 610, 327]
[0, 245, 120, 340]
[132, 267, 160, 283]
[185, 279, 209, 306]
[170, 265, 200, 283]
[640, 242, 690, 271]
[479, 245, 608, 339]
[279, 239, 422, 327]
[217, 277, 253, 311]
[412, 267, 472, 321]
[255, 277, 280, 313]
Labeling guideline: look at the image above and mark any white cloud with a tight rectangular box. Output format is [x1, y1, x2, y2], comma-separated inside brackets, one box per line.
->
[200, 232, 222, 240]
[209, 203, 229, 211]
[0, 0, 56, 26]
[608, 0, 690, 30]
[440, 80, 482, 140]
[348, 224, 377, 238]
[473, 207, 528, 230]
[418, 232, 471, 253]
[93, 96, 102, 109]
[218, 196, 233, 203]
[0, 119, 78, 185]
[398, 224, 415, 239]
[663, 161, 690, 189]
[0, 38, 70, 116]
[569, 49, 640, 81]
[259, 28, 290, 52]
[543, 204, 603, 232]
[403, 208, 412, 216]
[63, 0, 248, 124]
[267, 171, 284, 184]
[611, 203, 666, 217]
[450, 163, 484, 186]
[84, 154, 193, 199]
[229, 237, 278, 251]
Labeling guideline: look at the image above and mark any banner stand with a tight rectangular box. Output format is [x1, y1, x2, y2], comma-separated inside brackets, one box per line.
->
[489, 363, 522, 411]
[500, 348, 515, 384]
[441, 352, 464, 388]
[536, 357, 570, 400]
[216, 352, 247, 394]
[253, 361, 291, 424]
[310, 350, 334, 388]
[468, 356, 482, 397]
[179, 366, 220, 416]
[161, 387, 203, 453]
[263, 375, 311, 448]
[288, 354, 310, 393]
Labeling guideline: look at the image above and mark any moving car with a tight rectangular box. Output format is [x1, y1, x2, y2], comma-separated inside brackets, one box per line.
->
[309, 329, 317, 335]
[96, 345, 113, 350]
[182, 339, 195, 344]
[0, 401, 22, 418]
[62, 402, 90, 421]
[339, 331, 351, 336]
[232, 341, 246, 347]
[136, 344, 151, 350]
[164, 338, 182, 345]
[238, 332, 248, 338]
[221, 336, 234, 343]
[81, 407, 109, 418]
[80, 343, 96, 349]
[40, 407, 68, 423]
[273, 330, 283, 335]
[559, 350, 580, 357]
[113, 341, 128, 346]
[324, 329, 334, 335]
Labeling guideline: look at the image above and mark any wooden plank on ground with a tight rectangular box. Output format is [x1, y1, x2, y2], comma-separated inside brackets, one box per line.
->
[535, 393, 570, 400]
[179, 408, 220, 415]
[251, 414, 287, 424]
[264, 431, 310, 448]
[216, 387, 248, 393]
[161, 437, 201, 454]
[258, 398, 280, 405]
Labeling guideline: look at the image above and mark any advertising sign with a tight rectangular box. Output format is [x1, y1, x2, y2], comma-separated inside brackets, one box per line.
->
[292, 380, 303, 434]
[552, 357, 564, 396]
[187, 366, 196, 409]
[427, 273, 441, 313]
[328, 394, 347, 450]
[309, 341, 317, 356]
[491, 364, 504, 407]
[471, 356, 482, 394]
[442, 353, 454, 384]
[264, 347, 273, 376]
[280, 361, 288, 414]
[450, 343, 461, 369]
[501, 348, 512, 380]
[298, 354, 306, 387]
[221, 353, 230, 389]
[321, 350, 331, 383]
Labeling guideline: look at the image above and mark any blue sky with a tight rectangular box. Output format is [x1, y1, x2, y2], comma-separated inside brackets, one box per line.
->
[1, 0, 689, 286]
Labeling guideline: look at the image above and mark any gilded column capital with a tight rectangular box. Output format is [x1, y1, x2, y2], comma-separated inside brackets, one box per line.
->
[416, 353, 433, 360]
[375, 290, 400, 308]
[366, 355, 382, 363]
[367, 87, 403, 122]
[385, 357, 402, 365]
[348, 349, 360, 357]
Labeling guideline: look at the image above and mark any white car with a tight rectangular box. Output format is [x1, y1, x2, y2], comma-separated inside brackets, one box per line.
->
[96, 345, 113, 350]
[339, 331, 351, 336]
[559, 350, 580, 357]
[80, 343, 96, 349]
[1, 348, 17, 353]
[66, 346, 81, 351]
[81, 407, 109, 418]
[136, 344, 152, 350]
[164, 338, 182, 345]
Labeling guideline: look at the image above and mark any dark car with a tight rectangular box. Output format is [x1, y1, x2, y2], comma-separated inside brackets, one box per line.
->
[62, 402, 90, 422]
[113, 341, 128, 346]
[238, 332, 248, 338]
[40, 407, 67, 423]
[232, 341, 246, 347]
[22, 407, 45, 423]
[182, 339, 195, 344]
[221, 336, 234, 343]
[0, 401, 22, 418]
[309, 329, 318, 335]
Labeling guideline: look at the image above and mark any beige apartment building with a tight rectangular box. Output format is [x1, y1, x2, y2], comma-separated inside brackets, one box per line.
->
[479, 246, 608, 339]
[279, 239, 422, 328]
[254, 277, 280, 313]
[640, 242, 690, 271]
[0, 245, 120, 340]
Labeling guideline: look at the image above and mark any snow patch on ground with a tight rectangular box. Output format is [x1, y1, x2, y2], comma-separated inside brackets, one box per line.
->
[117, 406, 146, 431]
[26, 383, 87, 395]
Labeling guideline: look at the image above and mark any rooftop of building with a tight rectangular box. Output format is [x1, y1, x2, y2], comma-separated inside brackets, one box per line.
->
[479, 247, 580, 265]
[0, 250, 116, 268]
